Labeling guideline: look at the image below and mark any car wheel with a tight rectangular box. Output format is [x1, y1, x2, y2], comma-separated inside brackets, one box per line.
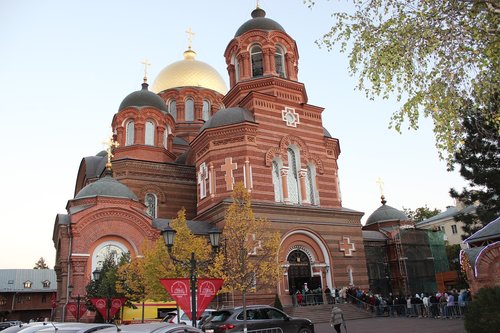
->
[297, 328, 312, 333]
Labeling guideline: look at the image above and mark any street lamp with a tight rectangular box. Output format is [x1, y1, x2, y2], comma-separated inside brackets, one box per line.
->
[68, 285, 82, 322]
[161, 224, 221, 328]
[92, 268, 112, 323]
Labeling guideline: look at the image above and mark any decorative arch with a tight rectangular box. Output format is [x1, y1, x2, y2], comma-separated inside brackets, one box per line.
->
[280, 229, 333, 291]
[265, 135, 324, 174]
[139, 184, 166, 204]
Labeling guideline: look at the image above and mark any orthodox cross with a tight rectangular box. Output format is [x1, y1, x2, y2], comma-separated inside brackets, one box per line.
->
[140, 59, 151, 82]
[339, 236, 356, 256]
[103, 133, 120, 170]
[376, 177, 385, 196]
[185, 27, 195, 49]
[221, 157, 237, 191]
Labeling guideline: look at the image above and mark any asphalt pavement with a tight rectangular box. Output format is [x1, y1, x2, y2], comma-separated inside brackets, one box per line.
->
[313, 316, 466, 333]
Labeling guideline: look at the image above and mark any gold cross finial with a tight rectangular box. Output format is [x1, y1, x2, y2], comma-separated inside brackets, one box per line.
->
[103, 131, 120, 171]
[140, 59, 151, 83]
[256, 0, 260, 9]
[376, 177, 385, 196]
[185, 27, 195, 50]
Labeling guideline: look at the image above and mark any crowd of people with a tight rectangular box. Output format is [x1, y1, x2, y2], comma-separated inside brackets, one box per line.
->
[345, 286, 472, 319]
[290, 283, 472, 320]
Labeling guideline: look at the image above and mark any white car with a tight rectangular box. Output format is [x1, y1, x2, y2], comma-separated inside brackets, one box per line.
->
[98, 323, 203, 333]
[162, 309, 215, 327]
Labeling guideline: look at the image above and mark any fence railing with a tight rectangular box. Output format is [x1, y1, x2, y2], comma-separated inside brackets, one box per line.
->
[345, 293, 469, 319]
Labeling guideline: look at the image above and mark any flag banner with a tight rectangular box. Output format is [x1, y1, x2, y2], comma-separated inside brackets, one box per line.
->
[51, 292, 57, 309]
[67, 302, 87, 319]
[109, 297, 127, 319]
[90, 298, 108, 321]
[197, 278, 223, 317]
[159, 278, 192, 319]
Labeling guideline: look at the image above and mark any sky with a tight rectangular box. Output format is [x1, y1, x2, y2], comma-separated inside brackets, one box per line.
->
[0, 0, 468, 269]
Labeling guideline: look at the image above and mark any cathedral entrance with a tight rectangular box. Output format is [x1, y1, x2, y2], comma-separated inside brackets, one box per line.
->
[287, 249, 321, 293]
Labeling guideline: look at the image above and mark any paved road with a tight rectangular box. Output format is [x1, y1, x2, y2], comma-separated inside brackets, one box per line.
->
[314, 317, 465, 333]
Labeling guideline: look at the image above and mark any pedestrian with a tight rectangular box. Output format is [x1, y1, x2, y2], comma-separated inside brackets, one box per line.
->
[330, 306, 345, 333]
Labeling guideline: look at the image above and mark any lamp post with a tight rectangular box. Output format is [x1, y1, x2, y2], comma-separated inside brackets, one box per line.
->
[92, 268, 112, 323]
[161, 224, 221, 328]
[68, 285, 82, 322]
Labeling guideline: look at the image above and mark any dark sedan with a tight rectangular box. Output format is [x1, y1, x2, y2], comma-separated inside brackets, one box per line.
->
[201, 305, 314, 333]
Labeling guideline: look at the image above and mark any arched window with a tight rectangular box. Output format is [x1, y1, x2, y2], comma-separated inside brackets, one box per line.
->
[163, 125, 170, 149]
[272, 159, 283, 202]
[202, 100, 210, 121]
[125, 120, 135, 146]
[232, 53, 240, 83]
[275, 45, 286, 78]
[185, 98, 194, 121]
[250, 45, 263, 77]
[169, 100, 177, 121]
[145, 193, 157, 218]
[145, 120, 155, 146]
[347, 267, 354, 286]
[306, 164, 318, 205]
[287, 147, 300, 204]
[92, 242, 126, 275]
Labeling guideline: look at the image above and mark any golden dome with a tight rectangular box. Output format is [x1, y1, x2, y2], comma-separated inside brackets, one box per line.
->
[152, 49, 228, 95]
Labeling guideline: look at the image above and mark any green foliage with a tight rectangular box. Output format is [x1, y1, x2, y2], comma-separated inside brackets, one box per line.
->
[85, 252, 128, 322]
[445, 244, 468, 289]
[464, 286, 500, 333]
[449, 98, 500, 238]
[403, 205, 441, 222]
[305, 0, 500, 162]
[33, 257, 49, 269]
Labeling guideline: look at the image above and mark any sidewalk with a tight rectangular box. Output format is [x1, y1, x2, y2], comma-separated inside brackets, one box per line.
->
[314, 317, 466, 333]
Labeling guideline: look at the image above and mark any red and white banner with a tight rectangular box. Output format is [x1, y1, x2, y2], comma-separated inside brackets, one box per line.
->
[67, 302, 87, 319]
[90, 297, 126, 321]
[159, 278, 192, 319]
[197, 278, 223, 316]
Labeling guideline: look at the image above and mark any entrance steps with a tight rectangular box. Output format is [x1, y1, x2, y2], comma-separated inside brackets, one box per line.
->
[284, 302, 373, 324]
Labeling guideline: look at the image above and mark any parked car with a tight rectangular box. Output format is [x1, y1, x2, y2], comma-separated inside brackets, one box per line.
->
[201, 305, 314, 333]
[162, 309, 215, 327]
[98, 323, 203, 333]
[35, 323, 114, 333]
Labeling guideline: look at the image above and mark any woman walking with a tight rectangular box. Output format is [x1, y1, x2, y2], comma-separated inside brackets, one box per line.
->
[330, 306, 345, 333]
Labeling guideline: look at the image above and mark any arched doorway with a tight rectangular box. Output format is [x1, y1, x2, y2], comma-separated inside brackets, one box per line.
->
[287, 249, 322, 293]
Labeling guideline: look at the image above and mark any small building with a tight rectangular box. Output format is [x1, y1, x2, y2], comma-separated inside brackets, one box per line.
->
[363, 196, 449, 296]
[460, 217, 500, 294]
[0, 269, 57, 322]
[416, 204, 475, 247]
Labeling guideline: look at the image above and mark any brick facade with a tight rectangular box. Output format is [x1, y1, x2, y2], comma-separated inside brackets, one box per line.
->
[52, 7, 369, 321]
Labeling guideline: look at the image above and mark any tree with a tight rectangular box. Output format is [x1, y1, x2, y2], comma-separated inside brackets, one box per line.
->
[140, 208, 214, 301]
[403, 206, 441, 222]
[116, 256, 146, 320]
[33, 257, 49, 269]
[449, 99, 500, 238]
[85, 253, 127, 322]
[305, 0, 499, 161]
[464, 286, 500, 333]
[210, 183, 281, 330]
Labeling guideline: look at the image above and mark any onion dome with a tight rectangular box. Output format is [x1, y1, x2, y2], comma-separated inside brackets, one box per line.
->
[235, 7, 285, 37]
[118, 82, 168, 112]
[200, 107, 255, 131]
[75, 172, 138, 201]
[152, 49, 227, 95]
[365, 196, 409, 226]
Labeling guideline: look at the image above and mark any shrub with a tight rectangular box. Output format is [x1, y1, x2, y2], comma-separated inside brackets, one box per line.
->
[464, 286, 500, 333]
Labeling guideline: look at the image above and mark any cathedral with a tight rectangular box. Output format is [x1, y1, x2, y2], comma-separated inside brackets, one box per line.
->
[52, 6, 369, 321]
